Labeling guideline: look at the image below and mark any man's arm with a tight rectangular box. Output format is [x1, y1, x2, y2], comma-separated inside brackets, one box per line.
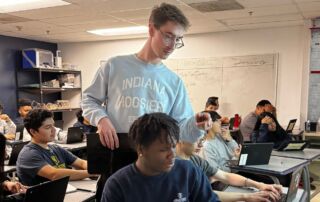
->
[169, 80, 208, 143]
[213, 170, 281, 199]
[37, 164, 91, 181]
[82, 63, 119, 149]
[71, 158, 87, 170]
[214, 191, 275, 202]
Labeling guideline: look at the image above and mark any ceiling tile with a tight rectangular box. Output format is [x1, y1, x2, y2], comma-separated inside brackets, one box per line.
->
[229, 20, 304, 30]
[222, 14, 303, 26]
[0, 21, 74, 35]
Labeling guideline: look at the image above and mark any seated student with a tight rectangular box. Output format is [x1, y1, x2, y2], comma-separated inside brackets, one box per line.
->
[14, 99, 32, 126]
[251, 112, 291, 149]
[0, 103, 16, 140]
[205, 96, 229, 124]
[101, 113, 220, 202]
[0, 135, 27, 201]
[73, 110, 97, 133]
[16, 109, 94, 186]
[240, 100, 274, 142]
[200, 111, 240, 172]
[176, 140, 282, 202]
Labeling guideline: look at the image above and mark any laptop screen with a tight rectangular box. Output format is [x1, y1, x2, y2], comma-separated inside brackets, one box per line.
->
[286, 119, 297, 133]
[285, 167, 303, 201]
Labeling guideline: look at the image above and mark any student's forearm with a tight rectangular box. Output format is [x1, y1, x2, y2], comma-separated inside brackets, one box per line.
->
[214, 191, 246, 202]
[49, 169, 90, 181]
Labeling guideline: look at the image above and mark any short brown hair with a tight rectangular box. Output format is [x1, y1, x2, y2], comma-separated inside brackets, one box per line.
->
[149, 3, 190, 30]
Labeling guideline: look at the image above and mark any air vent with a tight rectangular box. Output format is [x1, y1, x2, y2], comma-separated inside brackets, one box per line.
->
[0, 14, 31, 24]
[187, 0, 244, 12]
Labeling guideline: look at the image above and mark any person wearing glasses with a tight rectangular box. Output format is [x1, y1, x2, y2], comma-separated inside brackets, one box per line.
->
[82, 3, 212, 201]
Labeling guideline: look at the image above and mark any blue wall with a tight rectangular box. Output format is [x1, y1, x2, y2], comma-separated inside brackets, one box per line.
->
[0, 35, 57, 119]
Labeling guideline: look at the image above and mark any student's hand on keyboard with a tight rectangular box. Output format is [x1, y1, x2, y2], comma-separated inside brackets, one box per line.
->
[256, 183, 282, 201]
[244, 191, 278, 202]
[258, 183, 282, 197]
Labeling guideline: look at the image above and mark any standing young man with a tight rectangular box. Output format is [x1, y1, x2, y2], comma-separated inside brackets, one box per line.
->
[82, 2, 211, 149]
[101, 113, 220, 202]
[82, 3, 212, 200]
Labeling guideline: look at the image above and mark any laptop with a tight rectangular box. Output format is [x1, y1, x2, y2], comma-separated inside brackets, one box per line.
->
[15, 124, 25, 141]
[228, 143, 274, 166]
[285, 119, 297, 133]
[66, 127, 84, 144]
[8, 141, 29, 166]
[86, 133, 111, 174]
[276, 141, 309, 151]
[7, 176, 69, 202]
[87, 133, 136, 174]
[279, 166, 303, 202]
[229, 117, 235, 130]
[225, 166, 303, 202]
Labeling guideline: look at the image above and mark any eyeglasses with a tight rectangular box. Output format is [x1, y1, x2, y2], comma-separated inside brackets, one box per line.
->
[158, 29, 184, 49]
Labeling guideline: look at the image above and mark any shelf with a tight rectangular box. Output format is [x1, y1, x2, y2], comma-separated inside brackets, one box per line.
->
[50, 108, 81, 113]
[18, 87, 81, 94]
[17, 68, 81, 74]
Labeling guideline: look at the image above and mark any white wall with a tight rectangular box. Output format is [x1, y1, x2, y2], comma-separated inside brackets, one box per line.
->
[58, 25, 310, 128]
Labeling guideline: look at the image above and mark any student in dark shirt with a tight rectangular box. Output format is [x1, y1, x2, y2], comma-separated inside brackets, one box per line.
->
[251, 112, 291, 149]
[73, 110, 97, 133]
[101, 113, 220, 202]
[14, 99, 32, 126]
[16, 109, 94, 186]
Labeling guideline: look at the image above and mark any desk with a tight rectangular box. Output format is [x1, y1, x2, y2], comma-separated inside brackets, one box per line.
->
[272, 148, 320, 161]
[272, 148, 320, 200]
[64, 179, 97, 202]
[229, 156, 309, 177]
[225, 186, 307, 202]
[289, 129, 304, 141]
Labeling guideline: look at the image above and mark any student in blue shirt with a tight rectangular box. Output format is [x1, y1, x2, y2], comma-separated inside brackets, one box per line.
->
[101, 112, 220, 202]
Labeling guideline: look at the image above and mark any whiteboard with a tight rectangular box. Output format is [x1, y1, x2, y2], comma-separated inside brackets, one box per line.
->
[164, 54, 278, 117]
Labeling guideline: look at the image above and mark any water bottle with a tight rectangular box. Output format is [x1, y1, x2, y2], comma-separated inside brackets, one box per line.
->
[306, 120, 311, 132]
[233, 114, 240, 129]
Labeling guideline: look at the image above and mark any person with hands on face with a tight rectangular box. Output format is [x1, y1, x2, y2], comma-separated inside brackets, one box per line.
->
[176, 139, 282, 202]
[200, 111, 240, 172]
[251, 112, 291, 149]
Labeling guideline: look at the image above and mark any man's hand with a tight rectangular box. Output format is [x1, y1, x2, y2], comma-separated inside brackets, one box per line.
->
[258, 183, 282, 198]
[0, 114, 11, 122]
[3, 181, 28, 194]
[234, 144, 242, 158]
[195, 112, 212, 131]
[244, 191, 279, 202]
[97, 117, 119, 150]
[5, 133, 15, 140]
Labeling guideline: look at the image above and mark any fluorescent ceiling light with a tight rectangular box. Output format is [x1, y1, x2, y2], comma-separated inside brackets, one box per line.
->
[87, 26, 148, 36]
[0, 0, 70, 13]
